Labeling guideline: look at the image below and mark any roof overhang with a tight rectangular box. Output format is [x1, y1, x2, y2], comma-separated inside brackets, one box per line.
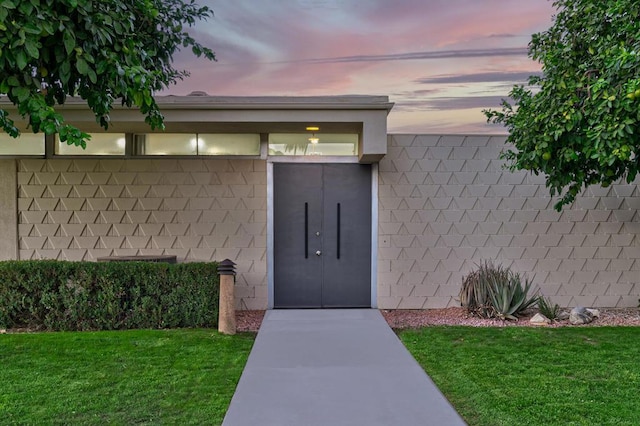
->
[1, 95, 394, 162]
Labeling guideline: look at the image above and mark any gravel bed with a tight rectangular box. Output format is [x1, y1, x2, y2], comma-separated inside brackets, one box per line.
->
[383, 307, 640, 329]
[236, 310, 266, 333]
[235, 307, 640, 332]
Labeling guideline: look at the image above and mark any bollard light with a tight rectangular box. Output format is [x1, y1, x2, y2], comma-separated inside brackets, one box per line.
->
[218, 258, 237, 275]
[218, 259, 237, 335]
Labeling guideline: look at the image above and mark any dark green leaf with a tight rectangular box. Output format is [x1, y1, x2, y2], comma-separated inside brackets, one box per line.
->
[22, 23, 41, 35]
[63, 31, 75, 56]
[15, 50, 27, 70]
[11, 86, 30, 102]
[59, 61, 71, 85]
[24, 39, 39, 59]
[87, 68, 97, 84]
[76, 57, 89, 75]
[18, 0, 33, 14]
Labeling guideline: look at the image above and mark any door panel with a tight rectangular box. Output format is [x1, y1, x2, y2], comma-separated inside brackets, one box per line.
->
[273, 163, 371, 308]
[321, 164, 371, 307]
[273, 164, 323, 308]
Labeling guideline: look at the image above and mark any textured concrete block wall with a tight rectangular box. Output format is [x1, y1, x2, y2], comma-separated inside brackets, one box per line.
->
[379, 135, 640, 309]
[16, 158, 267, 310]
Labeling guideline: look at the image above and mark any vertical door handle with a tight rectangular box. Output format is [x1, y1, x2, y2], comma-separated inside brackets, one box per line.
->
[304, 202, 309, 259]
[336, 203, 341, 259]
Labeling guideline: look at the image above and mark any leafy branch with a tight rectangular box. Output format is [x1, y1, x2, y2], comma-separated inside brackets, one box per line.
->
[484, 0, 640, 210]
[0, 0, 216, 147]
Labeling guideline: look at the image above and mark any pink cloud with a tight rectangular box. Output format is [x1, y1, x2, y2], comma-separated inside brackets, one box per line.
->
[164, 0, 556, 132]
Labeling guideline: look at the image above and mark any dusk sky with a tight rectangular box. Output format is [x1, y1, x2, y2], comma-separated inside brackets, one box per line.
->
[164, 0, 557, 134]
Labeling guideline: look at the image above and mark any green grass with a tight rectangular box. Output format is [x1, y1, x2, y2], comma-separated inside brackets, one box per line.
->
[0, 329, 254, 425]
[399, 326, 640, 426]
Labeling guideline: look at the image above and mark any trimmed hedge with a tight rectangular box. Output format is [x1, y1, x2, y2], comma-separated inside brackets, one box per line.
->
[0, 260, 219, 331]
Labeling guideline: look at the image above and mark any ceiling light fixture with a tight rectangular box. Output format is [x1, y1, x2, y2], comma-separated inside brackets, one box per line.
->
[307, 125, 320, 153]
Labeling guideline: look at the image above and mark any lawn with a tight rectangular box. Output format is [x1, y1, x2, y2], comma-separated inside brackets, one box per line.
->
[0, 329, 254, 425]
[399, 326, 640, 426]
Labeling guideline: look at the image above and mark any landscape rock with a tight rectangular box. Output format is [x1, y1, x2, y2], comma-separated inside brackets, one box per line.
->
[530, 313, 551, 325]
[586, 308, 600, 318]
[569, 306, 594, 325]
[557, 311, 570, 321]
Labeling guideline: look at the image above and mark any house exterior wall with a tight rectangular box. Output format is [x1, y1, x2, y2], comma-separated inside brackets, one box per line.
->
[15, 158, 267, 310]
[378, 134, 640, 309]
[7, 133, 640, 310]
[0, 160, 18, 260]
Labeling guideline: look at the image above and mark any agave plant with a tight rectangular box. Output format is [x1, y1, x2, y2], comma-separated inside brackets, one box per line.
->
[459, 261, 509, 318]
[460, 261, 538, 320]
[488, 272, 538, 320]
[537, 295, 561, 321]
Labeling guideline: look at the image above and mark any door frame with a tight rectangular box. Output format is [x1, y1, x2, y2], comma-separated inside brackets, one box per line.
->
[267, 157, 378, 309]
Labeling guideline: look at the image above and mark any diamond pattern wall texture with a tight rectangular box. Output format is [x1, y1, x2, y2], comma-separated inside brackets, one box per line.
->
[378, 135, 639, 309]
[17, 159, 267, 310]
[14, 135, 640, 310]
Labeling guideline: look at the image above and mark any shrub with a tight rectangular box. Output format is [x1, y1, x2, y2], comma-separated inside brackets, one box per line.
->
[0, 260, 219, 331]
[459, 261, 538, 320]
[537, 295, 561, 321]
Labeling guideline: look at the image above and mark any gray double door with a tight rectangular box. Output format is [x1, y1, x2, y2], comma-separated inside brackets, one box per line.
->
[274, 163, 372, 308]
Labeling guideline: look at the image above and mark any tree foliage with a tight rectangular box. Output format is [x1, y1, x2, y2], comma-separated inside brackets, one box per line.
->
[0, 0, 215, 147]
[485, 0, 640, 210]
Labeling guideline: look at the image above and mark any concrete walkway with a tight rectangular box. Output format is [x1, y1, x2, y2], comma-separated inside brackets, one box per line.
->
[222, 309, 466, 426]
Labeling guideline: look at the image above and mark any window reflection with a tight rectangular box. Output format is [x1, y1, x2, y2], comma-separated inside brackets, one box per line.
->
[0, 133, 45, 156]
[56, 133, 125, 155]
[268, 134, 358, 156]
[136, 133, 260, 156]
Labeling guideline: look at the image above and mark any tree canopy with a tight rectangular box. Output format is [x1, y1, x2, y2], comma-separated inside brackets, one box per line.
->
[0, 0, 215, 147]
[485, 0, 640, 210]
